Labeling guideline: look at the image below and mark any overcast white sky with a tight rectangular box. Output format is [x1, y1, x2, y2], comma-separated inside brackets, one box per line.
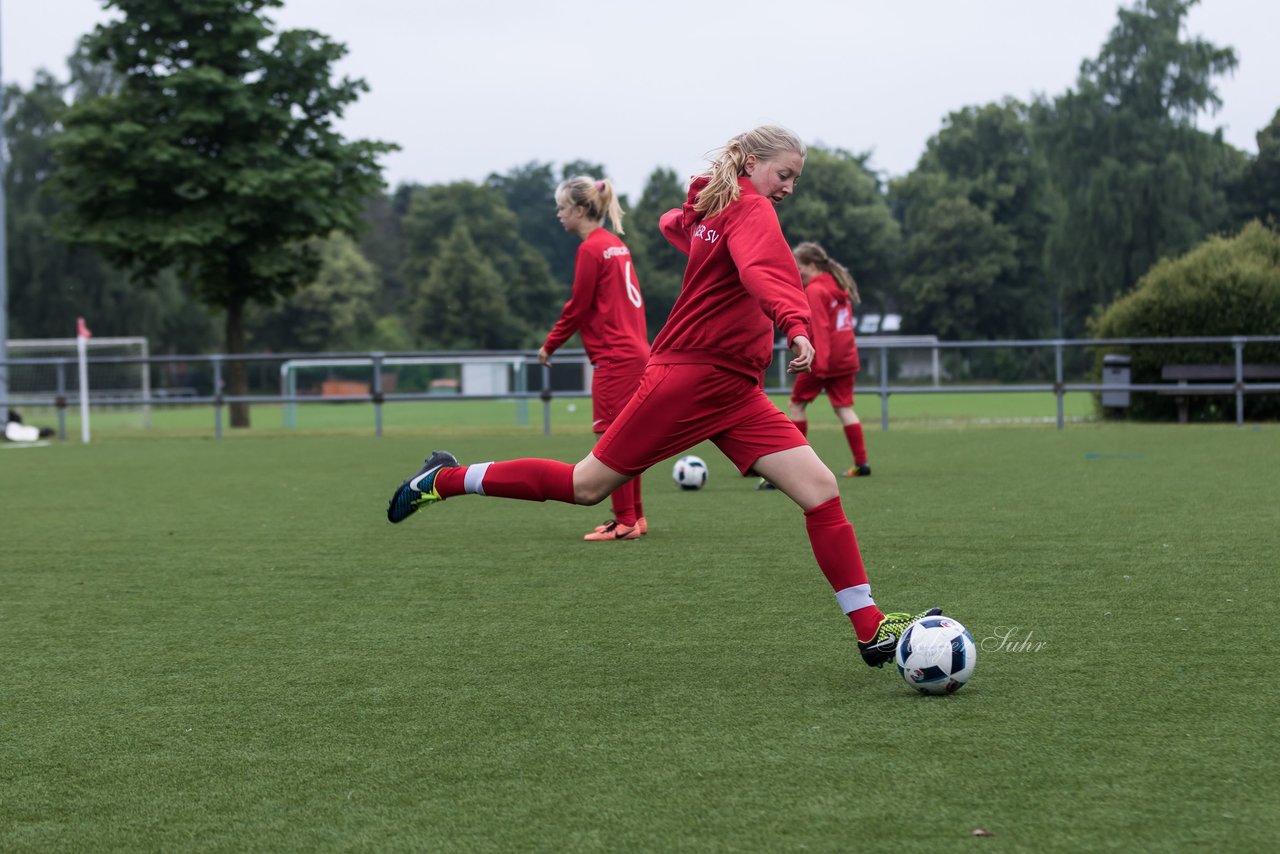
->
[4, 0, 1277, 199]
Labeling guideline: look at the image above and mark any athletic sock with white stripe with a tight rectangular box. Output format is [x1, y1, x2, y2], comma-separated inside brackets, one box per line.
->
[433, 459, 576, 504]
[803, 496, 885, 642]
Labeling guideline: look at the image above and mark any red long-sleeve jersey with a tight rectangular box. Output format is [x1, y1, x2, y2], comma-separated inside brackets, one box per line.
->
[654, 176, 811, 381]
[543, 228, 649, 367]
[805, 271, 859, 376]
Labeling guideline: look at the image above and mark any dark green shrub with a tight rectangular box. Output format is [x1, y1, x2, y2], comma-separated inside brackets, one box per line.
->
[1091, 221, 1280, 421]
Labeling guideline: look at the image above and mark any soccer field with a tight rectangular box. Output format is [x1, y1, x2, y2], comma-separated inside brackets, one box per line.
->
[2, 421, 1276, 851]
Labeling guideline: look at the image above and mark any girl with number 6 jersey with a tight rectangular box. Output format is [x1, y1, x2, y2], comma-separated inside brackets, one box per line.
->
[538, 177, 650, 541]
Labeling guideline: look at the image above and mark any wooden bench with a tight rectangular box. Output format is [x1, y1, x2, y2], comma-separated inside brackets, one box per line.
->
[1160, 364, 1280, 423]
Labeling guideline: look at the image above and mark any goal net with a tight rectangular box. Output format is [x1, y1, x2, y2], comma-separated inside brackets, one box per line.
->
[5, 337, 151, 427]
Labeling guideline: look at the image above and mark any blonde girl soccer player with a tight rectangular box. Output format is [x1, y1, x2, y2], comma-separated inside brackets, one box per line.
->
[386, 125, 939, 669]
[538, 176, 651, 541]
[789, 241, 871, 477]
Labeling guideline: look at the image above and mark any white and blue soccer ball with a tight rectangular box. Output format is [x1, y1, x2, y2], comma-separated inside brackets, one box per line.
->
[672, 455, 708, 491]
[894, 615, 977, 695]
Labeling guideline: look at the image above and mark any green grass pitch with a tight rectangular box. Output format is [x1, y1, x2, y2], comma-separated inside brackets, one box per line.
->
[2, 408, 1276, 851]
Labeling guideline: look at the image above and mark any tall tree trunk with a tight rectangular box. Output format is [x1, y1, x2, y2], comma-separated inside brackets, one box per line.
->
[225, 298, 251, 428]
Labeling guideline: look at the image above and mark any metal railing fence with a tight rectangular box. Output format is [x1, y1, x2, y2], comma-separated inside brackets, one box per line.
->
[3, 335, 1279, 440]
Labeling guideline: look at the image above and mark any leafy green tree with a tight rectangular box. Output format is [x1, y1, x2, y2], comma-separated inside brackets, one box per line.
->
[891, 100, 1054, 339]
[1034, 0, 1243, 336]
[401, 182, 522, 269]
[623, 167, 687, 334]
[47, 0, 394, 426]
[1229, 109, 1280, 229]
[245, 233, 379, 352]
[486, 162, 579, 284]
[411, 226, 523, 349]
[358, 183, 413, 316]
[507, 243, 568, 337]
[399, 181, 559, 348]
[4, 66, 216, 351]
[5, 71, 109, 338]
[778, 146, 900, 314]
[896, 191, 1019, 340]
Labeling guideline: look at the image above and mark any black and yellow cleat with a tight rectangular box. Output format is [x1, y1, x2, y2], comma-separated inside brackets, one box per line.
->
[387, 450, 458, 524]
[858, 608, 942, 668]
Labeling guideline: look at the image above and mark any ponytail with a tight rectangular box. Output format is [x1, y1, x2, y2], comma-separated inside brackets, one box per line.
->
[556, 175, 626, 234]
[694, 139, 748, 220]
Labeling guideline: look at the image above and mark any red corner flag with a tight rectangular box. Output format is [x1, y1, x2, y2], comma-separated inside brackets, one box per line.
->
[77, 317, 93, 339]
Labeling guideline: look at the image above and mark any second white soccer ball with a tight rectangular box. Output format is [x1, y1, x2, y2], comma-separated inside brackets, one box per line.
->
[672, 455, 708, 491]
[894, 615, 977, 695]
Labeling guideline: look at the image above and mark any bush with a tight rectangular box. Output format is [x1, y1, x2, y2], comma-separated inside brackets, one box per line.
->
[1091, 221, 1280, 421]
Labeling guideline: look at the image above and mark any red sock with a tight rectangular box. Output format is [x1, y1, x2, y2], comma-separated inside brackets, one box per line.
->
[804, 496, 884, 642]
[433, 459, 576, 504]
[793, 418, 808, 437]
[633, 475, 644, 520]
[610, 478, 639, 526]
[844, 423, 867, 465]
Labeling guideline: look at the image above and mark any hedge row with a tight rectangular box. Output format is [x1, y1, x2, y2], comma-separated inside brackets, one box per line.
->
[1091, 221, 1280, 421]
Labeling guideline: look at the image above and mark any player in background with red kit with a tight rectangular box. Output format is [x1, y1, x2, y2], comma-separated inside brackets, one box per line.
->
[787, 241, 871, 477]
[386, 125, 939, 670]
[538, 176, 650, 541]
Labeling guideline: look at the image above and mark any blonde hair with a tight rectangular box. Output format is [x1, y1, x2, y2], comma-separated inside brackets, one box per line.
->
[693, 125, 806, 219]
[556, 175, 625, 234]
[794, 241, 860, 307]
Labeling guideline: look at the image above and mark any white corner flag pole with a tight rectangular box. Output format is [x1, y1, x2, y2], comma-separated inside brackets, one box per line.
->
[77, 316, 92, 443]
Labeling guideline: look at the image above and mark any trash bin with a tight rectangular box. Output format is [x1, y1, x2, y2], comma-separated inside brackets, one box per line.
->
[1101, 354, 1132, 408]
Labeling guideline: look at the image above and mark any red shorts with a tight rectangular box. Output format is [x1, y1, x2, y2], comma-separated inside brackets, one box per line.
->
[591, 365, 645, 434]
[593, 363, 807, 478]
[790, 372, 855, 408]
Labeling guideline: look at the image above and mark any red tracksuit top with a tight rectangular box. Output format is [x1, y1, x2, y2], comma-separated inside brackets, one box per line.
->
[655, 176, 811, 381]
[805, 271, 859, 377]
[542, 228, 650, 368]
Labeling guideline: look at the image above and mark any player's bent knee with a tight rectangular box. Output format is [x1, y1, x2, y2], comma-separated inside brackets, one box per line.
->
[574, 483, 611, 505]
[571, 471, 612, 505]
[572, 455, 627, 506]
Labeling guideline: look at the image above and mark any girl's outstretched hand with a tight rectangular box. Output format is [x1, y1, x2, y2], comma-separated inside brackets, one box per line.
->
[787, 335, 814, 373]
